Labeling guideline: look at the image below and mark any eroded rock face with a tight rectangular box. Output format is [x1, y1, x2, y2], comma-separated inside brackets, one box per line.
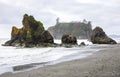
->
[3, 14, 54, 47]
[61, 34, 77, 45]
[91, 26, 117, 44]
[41, 30, 54, 43]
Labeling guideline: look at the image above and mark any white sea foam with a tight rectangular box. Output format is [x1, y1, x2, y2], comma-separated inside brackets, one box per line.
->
[0, 38, 112, 74]
[115, 38, 120, 43]
[54, 39, 92, 45]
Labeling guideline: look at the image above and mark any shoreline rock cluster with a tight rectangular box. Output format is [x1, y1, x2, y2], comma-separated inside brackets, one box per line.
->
[2, 14, 117, 48]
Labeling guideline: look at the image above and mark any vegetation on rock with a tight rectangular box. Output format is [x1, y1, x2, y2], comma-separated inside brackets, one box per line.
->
[48, 19, 92, 39]
[2, 14, 116, 48]
[3, 14, 54, 47]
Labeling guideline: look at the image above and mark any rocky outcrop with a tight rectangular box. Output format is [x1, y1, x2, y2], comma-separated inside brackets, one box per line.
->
[3, 14, 54, 47]
[41, 30, 54, 43]
[91, 26, 117, 44]
[61, 34, 77, 45]
[48, 19, 92, 39]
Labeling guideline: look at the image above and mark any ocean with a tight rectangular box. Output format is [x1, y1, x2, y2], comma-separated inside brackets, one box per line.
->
[0, 38, 119, 74]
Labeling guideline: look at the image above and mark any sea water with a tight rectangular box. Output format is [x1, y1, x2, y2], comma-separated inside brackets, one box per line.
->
[0, 38, 119, 74]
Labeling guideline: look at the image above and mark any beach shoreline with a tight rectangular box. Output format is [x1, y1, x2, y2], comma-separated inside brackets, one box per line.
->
[1, 44, 120, 77]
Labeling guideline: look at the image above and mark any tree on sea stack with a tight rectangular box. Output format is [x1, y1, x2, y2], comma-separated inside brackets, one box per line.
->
[3, 14, 54, 47]
[91, 26, 117, 44]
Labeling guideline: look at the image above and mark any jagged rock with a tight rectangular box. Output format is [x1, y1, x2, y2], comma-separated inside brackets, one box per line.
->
[3, 14, 54, 47]
[61, 34, 77, 45]
[91, 26, 117, 44]
[11, 26, 21, 39]
[41, 30, 54, 43]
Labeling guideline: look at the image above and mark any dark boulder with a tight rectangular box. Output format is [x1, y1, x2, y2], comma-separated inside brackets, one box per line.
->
[61, 34, 77, 45]
[41, 30, 54, 43]
[3, 14, 54, 47]
[79, 42, 86, 46]
[91, 26, 117, 44]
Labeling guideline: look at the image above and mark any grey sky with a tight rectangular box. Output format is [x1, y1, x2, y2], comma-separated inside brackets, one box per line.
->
[0, 0, 120, 38]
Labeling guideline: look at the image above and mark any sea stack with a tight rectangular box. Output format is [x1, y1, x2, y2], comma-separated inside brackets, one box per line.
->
[91, 26, 117, 44]
[3, 14, 54, 47]
[61, 34, 77, 45]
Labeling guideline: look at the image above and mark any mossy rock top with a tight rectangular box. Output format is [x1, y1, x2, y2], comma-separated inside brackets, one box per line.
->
[3, 14, 54, 47]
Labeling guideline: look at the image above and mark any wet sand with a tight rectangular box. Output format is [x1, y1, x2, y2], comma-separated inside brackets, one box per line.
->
[1, 44, 120, 77]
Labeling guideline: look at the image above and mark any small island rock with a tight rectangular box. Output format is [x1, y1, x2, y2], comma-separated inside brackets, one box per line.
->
[91, 26, 117, 44]
[61, 34, 77, 45]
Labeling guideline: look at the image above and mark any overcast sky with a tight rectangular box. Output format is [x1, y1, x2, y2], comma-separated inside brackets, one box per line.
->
[0, 0, 120, 38]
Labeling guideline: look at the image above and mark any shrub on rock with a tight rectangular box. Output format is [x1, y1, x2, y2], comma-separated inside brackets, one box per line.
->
[3, 14, 54, 47]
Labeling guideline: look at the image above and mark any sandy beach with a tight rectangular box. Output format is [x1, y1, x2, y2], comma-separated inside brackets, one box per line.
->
[1, 44, 120, 77]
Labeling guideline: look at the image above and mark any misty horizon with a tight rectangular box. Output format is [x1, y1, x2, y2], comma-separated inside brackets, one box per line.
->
[0, 0, 120, 38]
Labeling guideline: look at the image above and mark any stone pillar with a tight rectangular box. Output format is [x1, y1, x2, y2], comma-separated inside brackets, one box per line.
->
[56, 17, 59, 24]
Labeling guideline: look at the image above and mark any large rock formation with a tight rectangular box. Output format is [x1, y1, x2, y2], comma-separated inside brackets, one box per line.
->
[61, 34, 77, 45]
[3, 14, 54, 47]
[48, 19, 92, 39]
[91, 26, 117, 44]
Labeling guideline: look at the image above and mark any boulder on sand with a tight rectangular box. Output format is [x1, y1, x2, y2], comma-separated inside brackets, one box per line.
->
[91, 26, 117, 44]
